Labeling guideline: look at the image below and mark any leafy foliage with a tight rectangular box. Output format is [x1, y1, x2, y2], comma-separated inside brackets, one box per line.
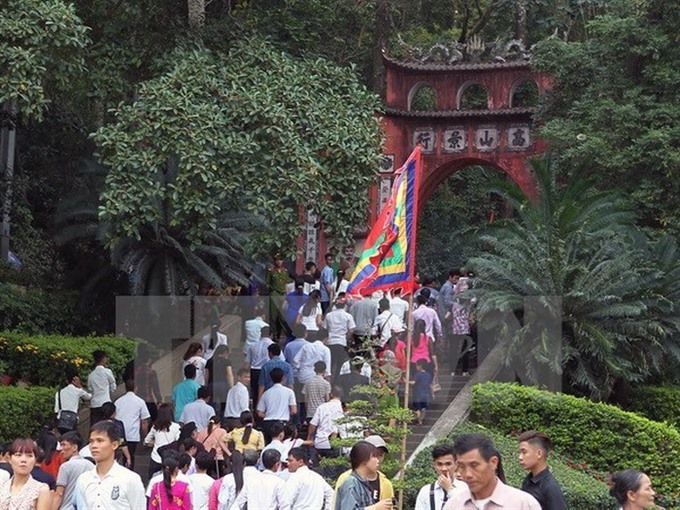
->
[0, 283, 100, 335]
[0, 0, 89, 120]
[472, 382, 680, 507]
[626, 385, 680, 428]
[469, 159, 680, 399]
[0, 387, 55, 442]
[533, 0, 680, 234]
[417, 165, 505, 283]
[93, 39, 383, 261]
[403, 421, 616, 509]
[0, 331, 136, 387]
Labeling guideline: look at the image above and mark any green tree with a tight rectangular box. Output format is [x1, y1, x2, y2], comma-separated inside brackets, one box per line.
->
[469, 159, 680, 399]
[533, 0, 680, 234]
[92, 40, 383, 290]
[0, 0, 89, 120]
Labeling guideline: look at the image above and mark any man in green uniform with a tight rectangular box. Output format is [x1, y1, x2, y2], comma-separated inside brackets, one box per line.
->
[266, 255, 291, 341]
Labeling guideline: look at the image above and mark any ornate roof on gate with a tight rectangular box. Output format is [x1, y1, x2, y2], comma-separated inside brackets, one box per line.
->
[383, 55, 531, 72]
[385, 35, 535, 72]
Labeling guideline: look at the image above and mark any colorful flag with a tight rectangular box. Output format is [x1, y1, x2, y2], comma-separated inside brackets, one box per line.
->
[347, 146, 422, 296]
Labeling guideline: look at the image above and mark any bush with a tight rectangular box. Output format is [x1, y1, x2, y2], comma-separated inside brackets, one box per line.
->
[472, 382, 680, 507]
[0, 387, 55, 442]
[0, 332, 136, 387]
[403, 422, 615, 509]
[627, 385, 680, 428]
[0, 283, 98, 335]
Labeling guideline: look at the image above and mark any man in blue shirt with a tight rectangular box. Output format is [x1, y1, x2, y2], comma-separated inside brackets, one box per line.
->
[284, 324, 308, 367]
[258, 343, 294, 400]
[172, 364, 201, 421]
[283, 279, 307, 341]
[319, 253, 335, 315]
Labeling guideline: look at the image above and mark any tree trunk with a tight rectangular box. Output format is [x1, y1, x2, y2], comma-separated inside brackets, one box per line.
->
[187, 0, 206, 34]
[371, 0, 390, 96]
[0, 101, 17, 263]
[515, 0, 527, 45]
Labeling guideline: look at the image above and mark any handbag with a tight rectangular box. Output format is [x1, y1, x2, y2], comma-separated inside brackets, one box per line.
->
[57, 389, 79, 431]
[430, 375, 441, 395]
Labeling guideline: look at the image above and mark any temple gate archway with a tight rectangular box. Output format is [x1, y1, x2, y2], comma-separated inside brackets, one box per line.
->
[302, 48, 552, 270]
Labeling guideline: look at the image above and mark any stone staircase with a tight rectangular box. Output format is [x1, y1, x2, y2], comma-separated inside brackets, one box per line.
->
[404, 372, 469, 457]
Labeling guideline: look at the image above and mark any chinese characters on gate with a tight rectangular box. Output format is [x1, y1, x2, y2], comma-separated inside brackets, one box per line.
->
[413, 125, 531, 153]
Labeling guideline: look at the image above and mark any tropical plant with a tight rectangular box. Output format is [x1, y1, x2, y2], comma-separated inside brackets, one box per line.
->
[468, 158, 680, 399]
[54, 159, 260, 295]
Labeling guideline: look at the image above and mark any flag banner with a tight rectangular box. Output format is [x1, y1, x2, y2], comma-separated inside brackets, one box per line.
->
[347, 146, 422, 296]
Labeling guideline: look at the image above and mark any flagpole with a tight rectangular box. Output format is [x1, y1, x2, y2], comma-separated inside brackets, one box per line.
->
[398, 145, 421, 510]
[398, 288, 415, 510]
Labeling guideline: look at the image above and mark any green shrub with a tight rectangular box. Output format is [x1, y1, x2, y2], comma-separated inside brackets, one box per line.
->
[472, 382, 680, 507]
[0, 283, 98, 335]
[403, 422, 616, 509]
[0, 386, 55, 442]
[627, 385, 680, 428]
[0, 332, 136, 387]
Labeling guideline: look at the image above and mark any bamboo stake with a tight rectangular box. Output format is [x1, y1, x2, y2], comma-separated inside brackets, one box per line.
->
[398, 289, 415, 510]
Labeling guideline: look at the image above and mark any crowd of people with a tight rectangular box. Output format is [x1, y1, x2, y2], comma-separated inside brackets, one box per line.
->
[0, 254, 662, 509]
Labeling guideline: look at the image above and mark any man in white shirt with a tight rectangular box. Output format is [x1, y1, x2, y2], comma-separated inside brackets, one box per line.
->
[389, 288, 409, 324]
[256, 368, 297, 442]
[75, 420, 145, 510]
[189, 451, 215, 510]
[444, 434, 541, 510]
[202, 323, 228, 360]
[245, 325, 279, 408]
[292, 329, 331, 385]
[285, 447, 333, 510]
[223, 368, 250, 430]
[243, 310, 269, 354]
[113, 379, 150, 465]
[415, 444, 468, 510]
[306, 386, 344, 457]
[179, 386, 215, 431]
[231, 449, 290, 510]
[322, 299, 355, 378]
[372, 298, 404, 347]
[55, 372, 92, 433]
[52, 431, 94, 510]
[87, 350, 117, 425]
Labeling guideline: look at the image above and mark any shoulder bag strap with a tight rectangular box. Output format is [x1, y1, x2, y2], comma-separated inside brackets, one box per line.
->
[429, 482, 436, 510]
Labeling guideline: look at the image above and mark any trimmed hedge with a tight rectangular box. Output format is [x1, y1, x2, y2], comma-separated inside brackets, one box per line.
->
[403, 422, 615, 509]
[0, 283, 97, 335]
[627, 385, 680, 428]
[0, 332, 136, 387]
[472, 382, 680, 507]
[0, 387, 55, 442]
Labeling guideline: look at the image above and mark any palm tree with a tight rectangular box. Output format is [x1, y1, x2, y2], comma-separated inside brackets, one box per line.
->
[55, 158, 261, 296]
[469, 158, 680, 399]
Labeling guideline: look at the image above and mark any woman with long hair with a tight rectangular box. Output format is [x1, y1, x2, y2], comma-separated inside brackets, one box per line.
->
[196, 416, 228, 476]
[296, 289, 323, 339]
[205, 345, 233, 417]
[148, 454, 192, 510]
[411, 319, 439, 377]
[222, 410, 264, 454]
[143, 403, 182, 480]
[0, 439, 51, 510]
[182, 342, 207, 385]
